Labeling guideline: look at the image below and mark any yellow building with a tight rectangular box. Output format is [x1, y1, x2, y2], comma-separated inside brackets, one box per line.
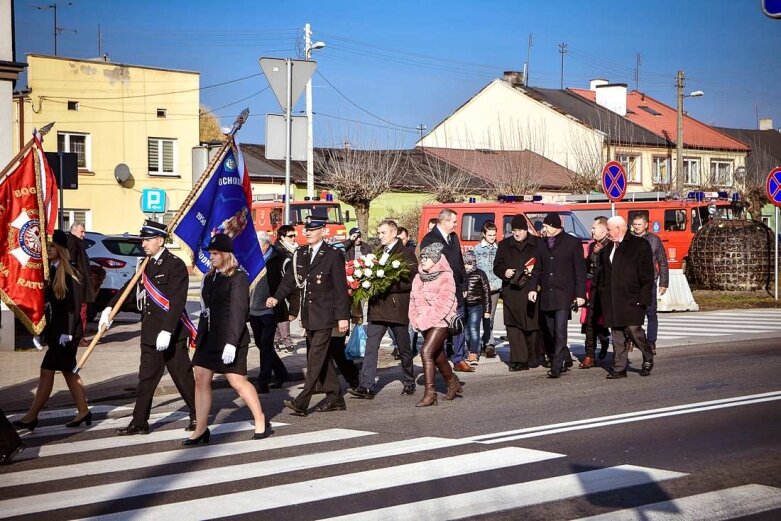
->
[12, 54, 200, 235]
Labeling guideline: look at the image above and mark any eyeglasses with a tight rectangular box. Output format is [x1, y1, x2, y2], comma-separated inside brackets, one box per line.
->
[285, 234, 296, 238]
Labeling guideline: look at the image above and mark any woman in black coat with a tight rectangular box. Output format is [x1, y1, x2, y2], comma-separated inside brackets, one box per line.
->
[14, 230, 91, 431]
[493, 216, 541, 371]
[184, 234, 271, 446]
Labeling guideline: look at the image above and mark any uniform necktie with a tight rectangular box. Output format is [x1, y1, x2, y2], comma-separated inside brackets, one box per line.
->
[546, 237, 555, 250]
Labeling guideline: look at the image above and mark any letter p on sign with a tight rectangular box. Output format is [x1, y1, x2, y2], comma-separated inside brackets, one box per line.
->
[141, 188, 167, 213]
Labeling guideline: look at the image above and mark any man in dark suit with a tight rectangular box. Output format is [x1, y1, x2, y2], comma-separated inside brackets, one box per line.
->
[348, 219, 418, 399]
[268, 219, 350, 415]
[67, 222, 96, 347]
[532, 213, 586, 378]
[419, 208, 472, 372]
[99, 220, 196, 435]
[597, 215, 655, 379]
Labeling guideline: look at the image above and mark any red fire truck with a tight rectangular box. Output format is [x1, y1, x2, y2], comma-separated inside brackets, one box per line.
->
[564, 191, 743, 270]
[251, 194, 348, 246]
[418, 196, 592, 251]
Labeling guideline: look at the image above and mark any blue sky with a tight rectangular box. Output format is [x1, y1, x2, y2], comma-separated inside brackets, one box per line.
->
[13, 0, 781, 148]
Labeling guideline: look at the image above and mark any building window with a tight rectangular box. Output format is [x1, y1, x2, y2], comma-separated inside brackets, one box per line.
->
[461, 213, 495, 241]
[652, 157, 670, 184]
[157, 108, 167, 118]
[683, 158, 700, 186]
[710, 159, 733, 186]
[148, 138, 177, 176]
[67, 101, 79, 111]
[61, 209, 92, 231]
[616, 154, 641, 183]
[57, 132, 90, 170]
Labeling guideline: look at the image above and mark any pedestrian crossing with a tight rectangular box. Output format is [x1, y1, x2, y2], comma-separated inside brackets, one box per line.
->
[2, 409, 780, 520]
[490, 309, 781, 348]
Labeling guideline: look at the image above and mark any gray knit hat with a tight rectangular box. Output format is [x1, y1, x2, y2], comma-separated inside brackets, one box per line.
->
[463, 250, 477, 264]
[420, 242, 445, 263]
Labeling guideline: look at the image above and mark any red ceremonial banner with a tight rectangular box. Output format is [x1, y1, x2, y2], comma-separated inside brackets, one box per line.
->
[0, 144, 51, 335]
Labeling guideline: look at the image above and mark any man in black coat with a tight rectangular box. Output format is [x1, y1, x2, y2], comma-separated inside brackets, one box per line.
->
[419, 208, 473, 372]
[99, 220, 196, 435]
[268, 219, 350, 415]
[597, 216, 655, 379]
[348, 219, 418, 399]
[67, 222, 96, 346]
[533, 213, 586, 378]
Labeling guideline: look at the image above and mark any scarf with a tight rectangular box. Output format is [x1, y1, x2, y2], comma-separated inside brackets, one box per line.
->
[419, 269, 444, 282]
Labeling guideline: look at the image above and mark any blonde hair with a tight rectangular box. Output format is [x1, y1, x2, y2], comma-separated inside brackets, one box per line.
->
[51, 243, 80, 300]
[207, 251, 240, 277]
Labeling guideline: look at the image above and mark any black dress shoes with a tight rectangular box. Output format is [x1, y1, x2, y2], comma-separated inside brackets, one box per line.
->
[509, 363, 522, 372]
[269, 378, 287, 389]
[546, 370, 561, 379]
[65, 411, 92, 428]
[116, 423, 150, 436]
[0, 444, 25, 465]
[283, 400, 308, 417]
[315, 402, 347, 413]
[401, 384, 416, 395]
[598, 344, 608, 359]
[252, 425, 274, 440]
[640, 361, 653, 376]
[347, 386, 375, 399]
[185, 419, 197, 432]
[606, 371, 628, 380]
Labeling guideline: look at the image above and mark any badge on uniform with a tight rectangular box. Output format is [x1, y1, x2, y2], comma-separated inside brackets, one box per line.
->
[316, 274, 322, 285]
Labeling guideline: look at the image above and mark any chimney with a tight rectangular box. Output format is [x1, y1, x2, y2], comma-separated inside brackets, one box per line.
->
[503, 70, 525, 88]
[589, 78, 608, 91]
[759, 118, 774, 131]
[595, 83, 627, 116]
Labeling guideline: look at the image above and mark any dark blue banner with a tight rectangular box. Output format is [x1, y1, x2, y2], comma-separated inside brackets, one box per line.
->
[173, 148, 263, 283]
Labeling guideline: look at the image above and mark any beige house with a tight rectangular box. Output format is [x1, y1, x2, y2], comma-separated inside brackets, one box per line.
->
[13, 54, 200, 233]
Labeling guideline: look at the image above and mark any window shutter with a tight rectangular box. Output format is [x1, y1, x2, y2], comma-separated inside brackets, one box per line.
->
[162, 140, 174, 173]
[148, 139, 159, 172]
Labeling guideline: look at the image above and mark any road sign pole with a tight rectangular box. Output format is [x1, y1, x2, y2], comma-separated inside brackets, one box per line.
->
[58, 152, 64, 229]
[284, 58, 292, 225]
[611, 202, 616, 218]
[776, 205, 779, 300]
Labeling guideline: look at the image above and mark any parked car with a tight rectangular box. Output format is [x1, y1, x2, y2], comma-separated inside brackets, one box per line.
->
[84, 232, 144, 320]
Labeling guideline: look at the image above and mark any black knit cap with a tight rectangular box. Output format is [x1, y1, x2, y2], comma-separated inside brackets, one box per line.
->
[510, 215, 528, 231]
[543, 213, 562, 229]
[51, 229, 68, 248]
[207, 233, 233, 253]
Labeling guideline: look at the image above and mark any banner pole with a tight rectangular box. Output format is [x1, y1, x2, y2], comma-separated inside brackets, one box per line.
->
[74, 110, 249, 373]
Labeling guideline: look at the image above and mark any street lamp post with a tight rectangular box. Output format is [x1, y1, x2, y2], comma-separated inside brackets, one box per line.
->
[304, 23, 325, 200]
[675, 70, 703, 194]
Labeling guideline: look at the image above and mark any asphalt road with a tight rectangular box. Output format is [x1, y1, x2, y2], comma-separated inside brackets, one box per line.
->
[2, 333, 780, 520]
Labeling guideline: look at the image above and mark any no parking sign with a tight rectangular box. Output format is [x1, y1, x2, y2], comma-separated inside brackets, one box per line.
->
[767, 167, 781, 208]
[601, 161, 627, 202]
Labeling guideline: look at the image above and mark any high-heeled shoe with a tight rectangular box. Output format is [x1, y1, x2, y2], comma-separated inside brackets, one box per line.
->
[252, 425, 273, 440]
[182, 428, 210, 446]
[12, 418, 38, 431]
[65, 411, 92, 428]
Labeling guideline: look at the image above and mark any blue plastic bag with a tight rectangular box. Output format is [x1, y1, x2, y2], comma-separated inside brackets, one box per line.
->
[345, 325, 367, 360]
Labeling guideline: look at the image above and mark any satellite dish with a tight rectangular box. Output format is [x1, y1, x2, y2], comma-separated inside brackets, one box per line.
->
[114, 163, 131, 184]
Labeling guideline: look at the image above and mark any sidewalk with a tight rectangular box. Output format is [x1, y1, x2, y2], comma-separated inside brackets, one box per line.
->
[0, 315, 405, 413]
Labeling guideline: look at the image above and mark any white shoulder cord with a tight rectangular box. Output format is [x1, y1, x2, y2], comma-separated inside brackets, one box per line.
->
[292, 249, 307, 291]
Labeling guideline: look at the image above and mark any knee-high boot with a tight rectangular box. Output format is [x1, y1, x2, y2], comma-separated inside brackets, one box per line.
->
[416, 328, 447, 407]
[431, 331, 462, 400]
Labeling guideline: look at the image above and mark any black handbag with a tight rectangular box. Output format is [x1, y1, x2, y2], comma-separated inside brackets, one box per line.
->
[447, 314, 464, 336]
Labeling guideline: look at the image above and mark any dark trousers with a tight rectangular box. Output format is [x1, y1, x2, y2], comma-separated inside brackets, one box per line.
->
[646, 282, 659, 345]
[507, 326, 539, 364]
[361, 322, 414, 390]
[481, 292, 500, 345]
[0, 408, 24, 458]
[584, 317, 611, 358]
[249, 314, 289, 385]
[132, 338, 196, 426]
[323, 334, 360, 388]
[542, 309, 570, 374]
[295, 328, 344, 409]
[611, 325, 654, 373]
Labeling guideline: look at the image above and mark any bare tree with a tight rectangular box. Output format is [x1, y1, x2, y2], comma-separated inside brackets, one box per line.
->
[566, 128, 604, 193]
[199, 105, 225, 143]
[742, 139, 777, 221]
[411, 149, 478, 203]
[316, 146, 404, 234]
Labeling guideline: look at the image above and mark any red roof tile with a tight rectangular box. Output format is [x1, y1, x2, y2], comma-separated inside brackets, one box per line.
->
[420, 147, 573, 190]
[569, 88, 749, 152]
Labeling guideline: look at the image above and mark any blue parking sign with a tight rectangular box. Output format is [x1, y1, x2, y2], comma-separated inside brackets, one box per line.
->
[762, 0, 781, 18]
[141, 188, 167, 213]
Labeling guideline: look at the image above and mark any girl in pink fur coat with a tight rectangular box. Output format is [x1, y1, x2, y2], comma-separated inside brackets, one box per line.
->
[408, 243, 462, 407]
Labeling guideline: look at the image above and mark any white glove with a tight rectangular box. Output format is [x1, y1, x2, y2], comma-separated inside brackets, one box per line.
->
[222, 344, 236, 364]
[32, 336, 43, 350]
[155, 330, 172, 351]
[59, 334, 73, 346]
[99, 307, 113, 332]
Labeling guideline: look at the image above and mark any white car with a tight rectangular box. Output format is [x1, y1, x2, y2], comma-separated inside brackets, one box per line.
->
[84, 232, 144, 319]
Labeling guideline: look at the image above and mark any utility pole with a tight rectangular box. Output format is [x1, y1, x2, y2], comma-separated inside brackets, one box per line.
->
[558, 42, 568, 90]
[675, 70, 685, 194]
[304, 23, 325, 200]
[416, 124, 427, 141]
[634, 53, 641, 91]
[524, 33, 533, 86]
[97, 24, 102, 57]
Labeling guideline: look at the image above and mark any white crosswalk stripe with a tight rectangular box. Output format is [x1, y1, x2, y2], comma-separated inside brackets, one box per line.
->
[2, 406, 779, 520]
